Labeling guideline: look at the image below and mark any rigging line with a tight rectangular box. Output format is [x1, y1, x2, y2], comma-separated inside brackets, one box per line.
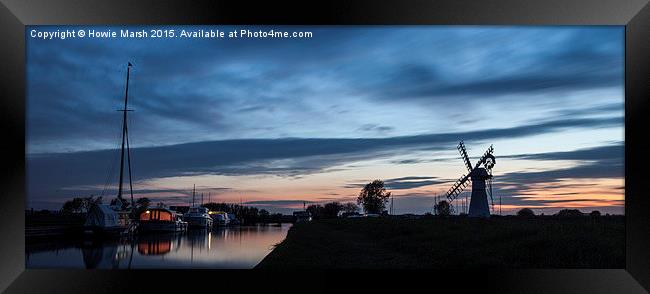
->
[126, 126, 135, 207]
[100, 148, 117, 197]
[100, 116, 125, 198]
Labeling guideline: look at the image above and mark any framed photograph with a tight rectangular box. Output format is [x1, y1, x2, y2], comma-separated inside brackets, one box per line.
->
[1, 0, 649, 293]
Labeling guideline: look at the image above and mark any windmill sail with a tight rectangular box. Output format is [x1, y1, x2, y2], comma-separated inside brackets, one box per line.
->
[446, 174, 470, 202]
[458, 141, 473, 172]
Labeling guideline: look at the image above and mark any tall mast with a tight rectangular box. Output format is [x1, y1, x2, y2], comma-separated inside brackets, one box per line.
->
[192, 184, 196, 207]
[499, 194, 502, 215]
[117, 62, 133, 207]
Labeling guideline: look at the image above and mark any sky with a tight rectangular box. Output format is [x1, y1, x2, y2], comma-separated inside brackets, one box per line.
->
[26, 26, 624, 215]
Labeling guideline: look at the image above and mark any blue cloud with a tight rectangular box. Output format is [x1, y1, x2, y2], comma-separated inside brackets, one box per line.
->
[26, 26, 624, 153]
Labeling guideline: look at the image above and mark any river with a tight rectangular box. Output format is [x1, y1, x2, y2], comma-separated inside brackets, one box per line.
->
[26, 224, 292, 269]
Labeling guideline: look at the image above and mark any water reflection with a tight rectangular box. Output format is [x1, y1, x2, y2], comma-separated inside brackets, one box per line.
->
[81, 239, 135, 269]
[27, 224, 291, 269]
[138, 235, 174, 256]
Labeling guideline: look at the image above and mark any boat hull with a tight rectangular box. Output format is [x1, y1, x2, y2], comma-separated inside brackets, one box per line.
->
[214, 220, 229, 226]
[185, 216, 213, 229]
[139, 221, 187, 232]
[84, 224, 135, 236]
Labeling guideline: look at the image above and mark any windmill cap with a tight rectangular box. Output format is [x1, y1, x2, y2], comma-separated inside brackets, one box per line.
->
[470, 168, 490, 177]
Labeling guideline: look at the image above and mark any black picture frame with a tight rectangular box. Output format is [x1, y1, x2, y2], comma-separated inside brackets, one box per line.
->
[1, 0, 649, 293]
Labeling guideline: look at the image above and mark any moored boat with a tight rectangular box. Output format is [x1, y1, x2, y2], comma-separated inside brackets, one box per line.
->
[210, 211, 230, 226]
[138, 208, 188, 232]
[84, 202, 137, 236]
[227, 213, 240, 226]
[85, 63, 140, 236]
[184, 206, 214, 229]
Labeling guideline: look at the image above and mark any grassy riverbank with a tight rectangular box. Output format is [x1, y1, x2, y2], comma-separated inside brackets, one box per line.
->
[26, 213, 86, 238]
[256, 216, 624, 269]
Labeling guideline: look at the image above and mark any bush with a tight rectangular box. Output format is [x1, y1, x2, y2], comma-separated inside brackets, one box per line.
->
[556, 209, 583, 217]
[517, 208, 535, 217]
[434, 201, 451, 216]
[306, 202, 345, 219]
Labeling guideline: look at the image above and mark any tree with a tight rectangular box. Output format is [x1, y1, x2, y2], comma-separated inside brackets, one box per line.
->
[304, 202, 350, 219]
[136, 197, 151, 208]
[357, 180, 391, 214]
[271, 213, 283, 223]
[259, 209, 270, 218]
[322, 202, 343, 218]
[517, 208, 535, 217]
[82, 196, 97, 212]
[129, 197, 152, 218]
[342, 202, 358, 214]
[434, 200, 451, 216]
[61, 199, 81, 214]
[556, 209, 583, 217]
[61, 196, 101, 214]
[590, 210, 601, 217]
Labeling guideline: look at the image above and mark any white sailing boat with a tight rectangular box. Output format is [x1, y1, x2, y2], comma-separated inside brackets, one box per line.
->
[184, 185, 214, 229]
[84, 62, 138, 236]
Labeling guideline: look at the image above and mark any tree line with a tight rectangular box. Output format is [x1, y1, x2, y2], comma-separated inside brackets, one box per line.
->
[516, 208, 605, 217]
[58, 179, 395, 219]
[201, 202, 284, 223]
[60, 196, 103, 214]
[57, 181, 610, 220]
[306, 202, 358, 219]
[307, 179, 395, 218]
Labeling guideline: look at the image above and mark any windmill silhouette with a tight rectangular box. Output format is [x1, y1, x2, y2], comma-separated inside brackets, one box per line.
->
[443, 141, 496, 217]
